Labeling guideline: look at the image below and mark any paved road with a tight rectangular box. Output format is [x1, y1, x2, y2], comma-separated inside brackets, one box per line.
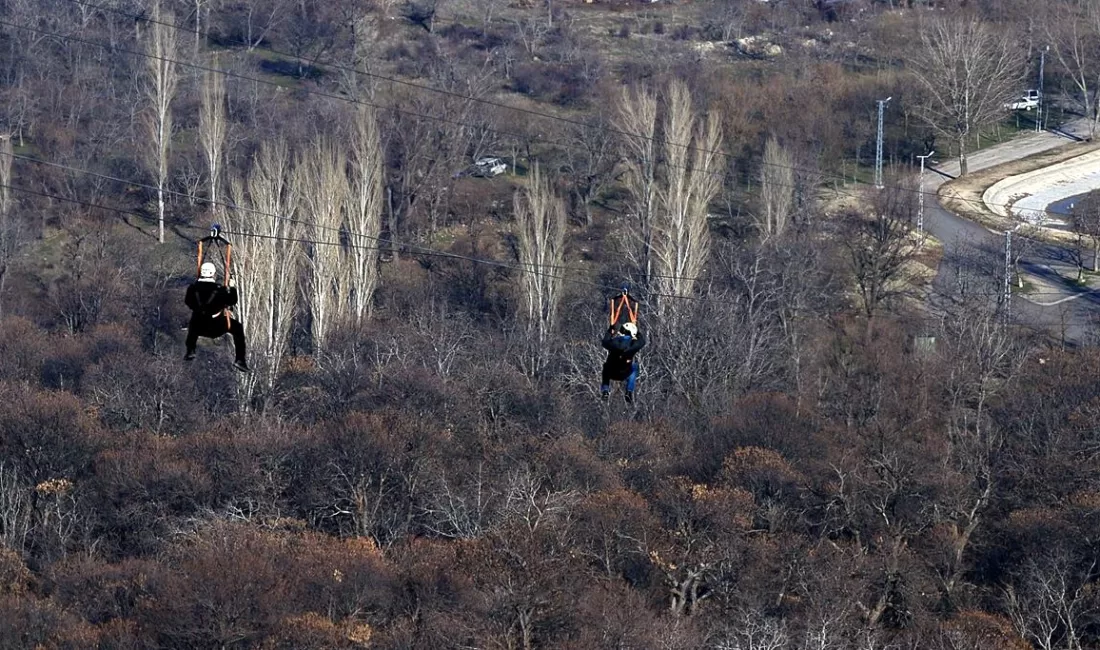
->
[924, 118, 1098, 344]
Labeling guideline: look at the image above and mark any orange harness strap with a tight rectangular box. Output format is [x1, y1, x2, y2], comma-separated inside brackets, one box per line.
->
[198, 228, 234, 330]
[223, 244, 232, 329]
[609, 294, 638, 326]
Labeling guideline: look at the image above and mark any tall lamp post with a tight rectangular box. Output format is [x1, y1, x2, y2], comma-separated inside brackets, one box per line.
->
[1037, 45, 1049, 132]
[1004, 223, 1024, 323]
[875, 96, 892, 189]
[917, 150, 935, 241]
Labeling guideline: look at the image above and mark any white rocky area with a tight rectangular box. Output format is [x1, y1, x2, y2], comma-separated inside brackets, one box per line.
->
[983, 149, 1100, 227]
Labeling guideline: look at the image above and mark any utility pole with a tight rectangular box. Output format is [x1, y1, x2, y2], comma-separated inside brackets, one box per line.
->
[1004, 227, 1012, 321]
[917, 150, 934, 241]
[1036, 46, 1048, 133]
[875, 97, 892, 189]
[1004, 224, 1022, 323]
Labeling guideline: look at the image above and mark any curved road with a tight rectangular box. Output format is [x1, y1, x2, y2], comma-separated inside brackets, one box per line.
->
[924, 118, 1098, 344]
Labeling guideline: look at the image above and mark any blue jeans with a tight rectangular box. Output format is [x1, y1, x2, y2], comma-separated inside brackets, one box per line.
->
[601, 363, 638, 393]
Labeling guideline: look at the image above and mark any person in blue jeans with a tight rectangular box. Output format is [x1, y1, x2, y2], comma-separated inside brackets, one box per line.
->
[601, 321, 646, 403]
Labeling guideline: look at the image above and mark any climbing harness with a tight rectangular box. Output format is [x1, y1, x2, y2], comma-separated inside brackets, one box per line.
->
[196, 224, 233, 329]
[609, 286, 639, 328]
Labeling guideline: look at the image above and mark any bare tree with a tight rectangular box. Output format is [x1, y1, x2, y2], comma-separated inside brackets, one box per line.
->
[384, 81, 491, 240]
[191, 0, 212, 55]
[929, 301, 1028, 607]
[1045, 4, 1100, 138]
[513, 162, 566, 374]
[616, 80, 722, 310]
[1005, 550, 1094, 650]
[0, 134, 13, 319]
[345, 105, 383, 325]
[562, 115, 615, 227]
[614, 84, 658, 283]
[339, 16, 381, 100]
[0, 463, 32, 554]
[297, 139, 349, 354]
[841, 182, 918, 333]
[223, 141, 300, 407]
[911, 16, 1023, 176]
[758, 135, 794, 240]
[1071, 189, 1100, 271]
[653, 79, 723, 305]
[199, 56, 227, 211]
[144, 2, 180, 244]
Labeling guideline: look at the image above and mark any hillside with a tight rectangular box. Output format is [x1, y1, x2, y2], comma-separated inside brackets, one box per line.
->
[0, 0, 1097, 648]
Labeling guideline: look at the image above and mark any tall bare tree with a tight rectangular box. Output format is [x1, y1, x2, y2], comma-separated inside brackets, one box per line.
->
[346, 105, 383, 325]
[652, 80, 723, 304]
[1005, 550, 1092, 650]
[513, 162, 566, 372]
[841, 182, 918, 334]
[144, 2, 180, 244]
[911, 16, 1023, 176]
[1045, 4, 1100, 138]
[0, 135, 13, 319]
[614, 84, 658, 283]
[758, 135, 794, 239]
[223, 141, 300, 408]
[297, 139, 349, 354]
[1071, 190, 1100, 271]
[199, 56, 227, 211]
[563, 115, 615, 227]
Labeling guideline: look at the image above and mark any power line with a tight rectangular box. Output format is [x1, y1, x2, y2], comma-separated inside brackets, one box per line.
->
[23, 1, 908, 190]
[0, 149, 642, 279]
[8, 4, 1067, 217]
[58, 0, 875, 182]
[0, 143, 1065, 243]
[6, 142, 1094, 312]
[2, 15, 1090, 290]
[9, 181, 1100, 329]
[0, 180, 707, 304]
[1, 11, 1017, 222]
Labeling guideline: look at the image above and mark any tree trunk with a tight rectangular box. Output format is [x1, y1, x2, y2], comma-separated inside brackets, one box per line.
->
[386, 186, 399, 262]
[157, 184, 165, 243]
[957, 134, 969, 177]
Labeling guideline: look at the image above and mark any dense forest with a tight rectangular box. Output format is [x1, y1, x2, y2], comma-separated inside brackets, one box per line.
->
[1, 0, 1100, 647]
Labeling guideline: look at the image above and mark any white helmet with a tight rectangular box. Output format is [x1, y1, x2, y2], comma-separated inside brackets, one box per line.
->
[199, 262, 217, 280]
[621, 322, 638, 337]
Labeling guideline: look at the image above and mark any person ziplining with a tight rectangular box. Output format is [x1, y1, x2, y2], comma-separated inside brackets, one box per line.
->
[184, 226, 249, 372]
[601, 288, 645, 403]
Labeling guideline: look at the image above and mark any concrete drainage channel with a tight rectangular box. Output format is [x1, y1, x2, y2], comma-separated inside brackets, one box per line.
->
[982, 148, 1100, 230]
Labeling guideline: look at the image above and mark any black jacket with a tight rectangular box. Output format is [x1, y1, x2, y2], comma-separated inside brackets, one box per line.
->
[602, 328, 646, 374]
[185, 281, 237, 319]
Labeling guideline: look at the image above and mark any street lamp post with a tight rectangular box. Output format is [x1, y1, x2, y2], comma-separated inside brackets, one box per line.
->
[875, 97, 892, 189]
[917, 150, 935, 241]
[1004, 223, 1024, 322]
[1036, 46, 1048, 133]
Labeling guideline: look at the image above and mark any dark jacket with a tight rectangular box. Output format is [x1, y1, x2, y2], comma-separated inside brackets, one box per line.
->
[602, 328, 646, 375]
[185, 281, 237, 319]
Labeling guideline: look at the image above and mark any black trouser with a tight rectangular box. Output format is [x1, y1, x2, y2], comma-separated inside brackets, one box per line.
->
[601, 362, 638, 392]
[186, 313, 246, 362]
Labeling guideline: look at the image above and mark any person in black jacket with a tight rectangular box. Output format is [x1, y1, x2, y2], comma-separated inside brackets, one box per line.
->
[600, 321, 645, 403]
[184, 262, 249, 372]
